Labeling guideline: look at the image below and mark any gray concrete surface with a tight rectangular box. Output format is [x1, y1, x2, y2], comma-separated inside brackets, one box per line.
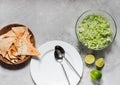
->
[0, 0, 120, 85]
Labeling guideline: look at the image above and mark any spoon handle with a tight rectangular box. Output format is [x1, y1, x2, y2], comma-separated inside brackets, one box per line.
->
[64, 57, 81, 78]
[61, 63, 71, 85]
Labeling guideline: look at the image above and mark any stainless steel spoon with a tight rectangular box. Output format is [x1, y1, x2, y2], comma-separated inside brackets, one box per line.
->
[54, 45, 71, 85]
[54, 45, 81, 85]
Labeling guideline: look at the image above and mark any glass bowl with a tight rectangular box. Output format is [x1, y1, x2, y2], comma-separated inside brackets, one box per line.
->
[75, 10, 117, 51]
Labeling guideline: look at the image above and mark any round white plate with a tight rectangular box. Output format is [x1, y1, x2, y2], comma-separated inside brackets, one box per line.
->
[30, 40, 83, 85]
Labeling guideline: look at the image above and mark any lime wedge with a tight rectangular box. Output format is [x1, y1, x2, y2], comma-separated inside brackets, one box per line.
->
[90, 69, 102, 80]
[85, 54, 95, 64]
[95, 58, 105, 68]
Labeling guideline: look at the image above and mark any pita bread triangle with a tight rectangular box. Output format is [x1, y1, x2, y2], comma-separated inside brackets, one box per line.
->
[12, 26, 26, 38]
[0, 37, 15, 57]
[14, 28, 40, 56]
[0, 30, 16, 40]
[0, 26, 40, 64]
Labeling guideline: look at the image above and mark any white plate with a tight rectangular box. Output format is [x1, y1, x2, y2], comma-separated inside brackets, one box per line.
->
[30, 40, 83, 85]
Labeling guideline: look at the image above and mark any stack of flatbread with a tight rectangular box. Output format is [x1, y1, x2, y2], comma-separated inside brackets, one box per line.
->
[0, 26, 40, 64]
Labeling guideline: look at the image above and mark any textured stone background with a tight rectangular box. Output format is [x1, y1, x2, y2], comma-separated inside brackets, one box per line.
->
[0, 0, 120, 85]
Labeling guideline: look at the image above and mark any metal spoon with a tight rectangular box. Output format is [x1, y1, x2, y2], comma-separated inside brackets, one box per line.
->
[54, 45, 81, 85]
[54, 46, 71, 85]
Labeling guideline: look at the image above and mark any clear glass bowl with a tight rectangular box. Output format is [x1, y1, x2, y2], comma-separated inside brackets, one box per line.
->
[75, 10, 117, 51]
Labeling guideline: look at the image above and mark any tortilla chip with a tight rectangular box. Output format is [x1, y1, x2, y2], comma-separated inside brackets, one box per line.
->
[7, 44, 18, 57]
[5, 54, 10, 60]
[26, 41, 40, 56]
[15, 36, 40, 56]
[18, 55, 26, 60]
[12, 26, 27, 38]
[0, 26, 40, 64]
[0, 30, 16, 40]
[0, 37, 15, 57]
[14, 28, 40, 56]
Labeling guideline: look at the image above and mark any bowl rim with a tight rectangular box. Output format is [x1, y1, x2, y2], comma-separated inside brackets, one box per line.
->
[75, 10, 117, 51]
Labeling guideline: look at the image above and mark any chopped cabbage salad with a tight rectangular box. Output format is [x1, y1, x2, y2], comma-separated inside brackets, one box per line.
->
[77, 14, 112, 50]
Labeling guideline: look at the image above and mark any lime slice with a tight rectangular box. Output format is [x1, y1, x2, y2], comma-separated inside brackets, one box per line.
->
[90, 69, 102, 80]
[85, 54, 95, 64]
[95, 58, 105, 68]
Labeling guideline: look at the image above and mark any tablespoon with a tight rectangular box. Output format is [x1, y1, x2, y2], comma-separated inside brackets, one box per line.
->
[54, 45, 81, 85]
[54, 47, 71, 85]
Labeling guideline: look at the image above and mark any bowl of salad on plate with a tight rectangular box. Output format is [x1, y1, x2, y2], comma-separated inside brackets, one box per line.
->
[75, 10, 117, 50]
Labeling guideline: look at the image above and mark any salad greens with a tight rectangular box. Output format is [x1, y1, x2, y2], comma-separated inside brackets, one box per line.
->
[77, 14, 112, 50]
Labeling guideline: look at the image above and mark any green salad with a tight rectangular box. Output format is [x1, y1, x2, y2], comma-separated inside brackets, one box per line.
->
[77, 14, 112, 50]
